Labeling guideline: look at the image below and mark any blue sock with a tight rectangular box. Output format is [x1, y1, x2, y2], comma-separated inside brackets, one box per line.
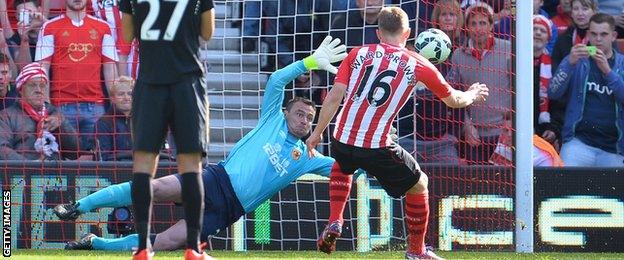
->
[76, 182, 132, 213]
[92, 234, 138, 251]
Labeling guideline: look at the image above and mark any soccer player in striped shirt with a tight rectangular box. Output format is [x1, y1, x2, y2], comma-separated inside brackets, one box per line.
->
[305, 7, 489, 260]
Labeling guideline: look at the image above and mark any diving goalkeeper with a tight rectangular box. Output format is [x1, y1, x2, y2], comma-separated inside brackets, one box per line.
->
[55, 36, 348, 251]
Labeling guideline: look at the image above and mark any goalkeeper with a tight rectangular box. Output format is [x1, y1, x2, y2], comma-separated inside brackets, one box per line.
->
[56, 36, 348, 251]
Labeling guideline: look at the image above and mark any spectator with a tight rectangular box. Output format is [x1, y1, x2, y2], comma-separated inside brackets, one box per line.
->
[492, 0, 513, 39]
[596, 0, 624, 38]
[330, 0, 384, 49]
[0, 62, 79, 160]
[433, 0, 466, 43]
[396, 0, 465, 164]
[551, 0, 574, 34]
[95, 75, 132, 161]
[430, 0, 466, 75]
[94, 75, 176, 160]
[533, 15, 560, 147]
[35, 0, 118, 151]
[530, 0, 559, 53]
[0, 0, 46, 69]
[89, 0, 134, 77]
[543, 0, 564, 16]
[446, 2, 512, 164]
[549, 13, 624, 167]
[552, 0, 597, 72]
[535, 0, 551, 17]
[491, 0, 559, 54]
[0, 53, 17, 110]
[550, 0, 597, 134]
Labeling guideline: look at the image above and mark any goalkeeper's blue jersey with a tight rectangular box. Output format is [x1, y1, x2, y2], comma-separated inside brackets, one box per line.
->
[222, 61, 334, 213]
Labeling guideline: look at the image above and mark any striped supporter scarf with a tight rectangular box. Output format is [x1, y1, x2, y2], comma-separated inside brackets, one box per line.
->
[536, 51, 551, 123]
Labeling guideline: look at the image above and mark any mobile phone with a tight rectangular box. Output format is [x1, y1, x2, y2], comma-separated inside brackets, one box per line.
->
[587, 46, 597, 56]
[18, 10, 30, 25]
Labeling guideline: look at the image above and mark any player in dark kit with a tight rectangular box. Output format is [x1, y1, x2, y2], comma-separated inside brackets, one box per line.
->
[118, 0, 215, 259]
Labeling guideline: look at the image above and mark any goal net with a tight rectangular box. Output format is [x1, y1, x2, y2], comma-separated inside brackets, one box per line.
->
[1, 0, 517, 252]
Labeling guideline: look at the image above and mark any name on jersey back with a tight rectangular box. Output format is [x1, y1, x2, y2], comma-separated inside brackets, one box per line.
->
[350, 50, 415, 84]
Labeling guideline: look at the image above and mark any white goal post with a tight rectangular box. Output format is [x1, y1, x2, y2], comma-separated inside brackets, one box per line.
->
[514, 0, 535, 253]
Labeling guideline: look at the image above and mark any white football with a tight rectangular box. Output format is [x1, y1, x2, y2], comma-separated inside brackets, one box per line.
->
[414, 28, 452, 65]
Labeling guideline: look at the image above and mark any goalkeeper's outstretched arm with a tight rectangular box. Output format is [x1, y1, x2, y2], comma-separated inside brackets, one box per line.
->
[261, 36, 347, 118]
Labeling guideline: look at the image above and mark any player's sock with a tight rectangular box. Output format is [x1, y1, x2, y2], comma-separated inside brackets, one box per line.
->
[92, 234, 138, 251]
[404, 191, 429, 255]
[131, 173, 153, 251]
[181, 172, 204, 252]
[328, 163, 352, 224]
[76, 182, 132, 213]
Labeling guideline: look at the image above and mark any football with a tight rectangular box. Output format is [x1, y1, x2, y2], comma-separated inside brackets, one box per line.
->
[414, 28, 452, 65]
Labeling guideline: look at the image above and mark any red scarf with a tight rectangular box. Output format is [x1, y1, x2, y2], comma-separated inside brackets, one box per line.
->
[20, 100, 48, 137]
[572, 28, 588, 45]
[470, 36, 495, 61]
[535, 51, 551, 117]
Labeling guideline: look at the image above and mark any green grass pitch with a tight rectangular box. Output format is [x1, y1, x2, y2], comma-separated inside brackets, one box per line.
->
[10, 250, 624, 259]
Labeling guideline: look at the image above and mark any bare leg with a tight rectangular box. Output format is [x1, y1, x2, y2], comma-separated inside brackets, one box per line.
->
[153, 220, 188, 251]
[176, 153, 202, 175]
[152, 175, 182, 203]
[133, 151, 159, 175]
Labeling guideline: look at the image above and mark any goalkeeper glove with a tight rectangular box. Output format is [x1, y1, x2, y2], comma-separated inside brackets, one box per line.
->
[304, 36, 348, 74]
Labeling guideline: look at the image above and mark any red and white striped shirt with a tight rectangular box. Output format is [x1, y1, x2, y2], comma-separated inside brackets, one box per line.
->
[91, 0, 139, 77]
[333, 43, 452, 148]
[91, 0, 127, 55]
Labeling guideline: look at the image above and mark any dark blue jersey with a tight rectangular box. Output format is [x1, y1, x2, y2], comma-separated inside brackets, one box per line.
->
[119, 0, 213, 83]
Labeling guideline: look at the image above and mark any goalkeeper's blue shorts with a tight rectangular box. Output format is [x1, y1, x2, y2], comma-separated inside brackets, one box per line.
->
[175, 163, 245, 240]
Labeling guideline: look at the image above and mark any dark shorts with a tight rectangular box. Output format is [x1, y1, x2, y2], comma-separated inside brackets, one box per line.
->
[330, 137, 422, 198]
[175, 163, 245, 241]
[132, 75, 209, 155]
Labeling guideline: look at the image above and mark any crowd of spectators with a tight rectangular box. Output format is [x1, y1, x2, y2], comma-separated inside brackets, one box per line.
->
[0, 0, 621, 167]
[242, 0, 624, 167]
[0, 0, 166, 161]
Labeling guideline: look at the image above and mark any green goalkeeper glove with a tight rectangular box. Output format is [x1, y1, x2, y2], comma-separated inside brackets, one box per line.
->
[304, 36, 348, 74]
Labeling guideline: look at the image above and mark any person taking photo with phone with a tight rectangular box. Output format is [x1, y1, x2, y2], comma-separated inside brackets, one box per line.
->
[549, 13, 624, 167]
[0, 0, 47, 69]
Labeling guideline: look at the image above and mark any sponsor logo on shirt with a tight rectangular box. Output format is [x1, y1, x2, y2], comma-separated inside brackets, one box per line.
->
[89, 29, 98, 40]
[291, 148, 301, 161]
[68, 43, 94, 62]
[586, 81, 613, 95]
[263, 143, 290, 177]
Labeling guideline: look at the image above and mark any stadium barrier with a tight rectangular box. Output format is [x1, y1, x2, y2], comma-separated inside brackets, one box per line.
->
[2, 162, 621, 252]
